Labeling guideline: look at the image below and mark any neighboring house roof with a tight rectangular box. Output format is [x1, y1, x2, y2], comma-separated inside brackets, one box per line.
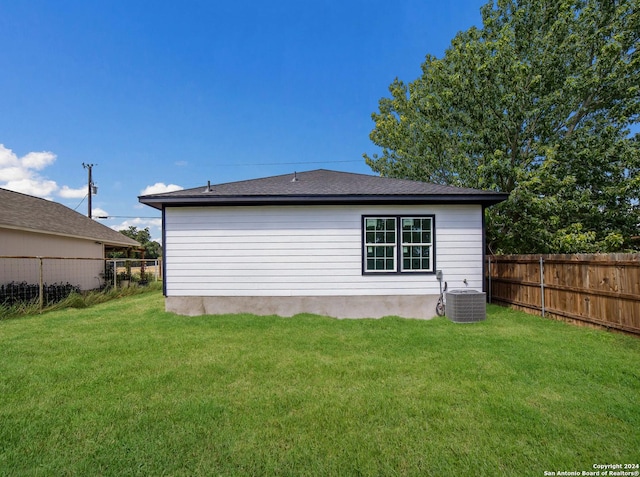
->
[0, 187, 140, 248]
[139, 169, 509, 209]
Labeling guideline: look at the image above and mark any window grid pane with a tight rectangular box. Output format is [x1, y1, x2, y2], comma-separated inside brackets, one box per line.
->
[365, 217, 396, 272]
[364, 216, 433, 273]
[401, 217, 433, 272]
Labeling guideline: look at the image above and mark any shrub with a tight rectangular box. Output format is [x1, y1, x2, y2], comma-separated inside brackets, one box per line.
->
[0, 281, 81, 307]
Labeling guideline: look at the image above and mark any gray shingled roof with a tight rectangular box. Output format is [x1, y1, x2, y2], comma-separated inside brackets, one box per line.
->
[139, 169, 508, 209]
[0, 188, 140, 248]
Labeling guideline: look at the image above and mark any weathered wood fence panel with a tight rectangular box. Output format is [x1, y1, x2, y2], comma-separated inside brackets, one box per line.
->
[486, 254, 640, 335]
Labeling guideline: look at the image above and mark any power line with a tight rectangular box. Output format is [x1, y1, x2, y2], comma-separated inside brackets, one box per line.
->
[212, 159, 363, 167]
[95, 216, 160, 219]
[73, 194, 88, 211]
[83, 159, 364, 220]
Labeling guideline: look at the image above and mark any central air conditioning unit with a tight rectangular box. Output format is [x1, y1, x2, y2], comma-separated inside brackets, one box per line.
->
[446, 290, 486, 323]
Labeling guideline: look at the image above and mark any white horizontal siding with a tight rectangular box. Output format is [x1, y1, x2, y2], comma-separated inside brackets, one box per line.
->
[164, 204, 483, 296]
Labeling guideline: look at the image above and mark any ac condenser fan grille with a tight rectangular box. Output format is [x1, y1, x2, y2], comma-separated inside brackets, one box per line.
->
[446, 290, 486, 323]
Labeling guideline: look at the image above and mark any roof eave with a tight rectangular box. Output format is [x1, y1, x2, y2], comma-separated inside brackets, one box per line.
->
[0, 223, 140, 248]
[139, 193, 509, 209]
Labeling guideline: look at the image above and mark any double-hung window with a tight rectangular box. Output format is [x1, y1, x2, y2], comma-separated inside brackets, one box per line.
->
[363, 215, 434, 274]
[363, 217, 397, 272]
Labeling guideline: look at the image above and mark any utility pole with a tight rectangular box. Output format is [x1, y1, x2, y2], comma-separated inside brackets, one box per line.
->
[82, 163, 96, 218]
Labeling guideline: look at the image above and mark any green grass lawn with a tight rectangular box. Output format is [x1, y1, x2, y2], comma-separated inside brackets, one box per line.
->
[1, 291, 638, 476]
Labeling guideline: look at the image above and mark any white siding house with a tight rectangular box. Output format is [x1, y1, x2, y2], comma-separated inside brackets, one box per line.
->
[140, 170, 507, 318]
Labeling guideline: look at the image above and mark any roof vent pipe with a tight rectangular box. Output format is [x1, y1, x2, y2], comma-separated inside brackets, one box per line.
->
[206, 180, 211, 192]
[291, 172, 298, 182]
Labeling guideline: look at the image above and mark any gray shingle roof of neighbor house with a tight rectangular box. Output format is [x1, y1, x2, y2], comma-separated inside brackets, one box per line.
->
[139, 169, 509, 209]
[0, 187, 140, 248]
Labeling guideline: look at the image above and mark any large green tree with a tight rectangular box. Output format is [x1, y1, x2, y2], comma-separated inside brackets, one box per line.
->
[365, 0, 640, 254]
[116, 226, 162, 259]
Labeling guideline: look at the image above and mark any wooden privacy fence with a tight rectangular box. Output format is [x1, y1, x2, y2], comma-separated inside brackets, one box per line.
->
[486, 254, 640, 335]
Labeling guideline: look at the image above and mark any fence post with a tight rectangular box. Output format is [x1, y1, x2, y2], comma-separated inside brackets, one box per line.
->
[540, 256, 545, 317]
[487, 256, 492, 304]
[38, 257, 44, 312]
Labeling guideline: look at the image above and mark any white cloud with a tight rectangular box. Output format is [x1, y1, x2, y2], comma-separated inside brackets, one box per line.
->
[59, 185, 88, 199]
[0, 144, 19, 167]
[1, 178, 59, 198]
[175, 160, 188, 167]
[0, 166, 29, 181]
[0, 144, 93, 202]
[0, 144, 59, 198]
[92, 207, 110, 218]
[140, 182, 183, 195]
[21, 151, 56, 170]
[112, 217, 162, 230]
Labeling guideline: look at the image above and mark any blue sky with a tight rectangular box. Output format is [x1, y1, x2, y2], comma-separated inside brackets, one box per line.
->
[0, 0, 486, 241]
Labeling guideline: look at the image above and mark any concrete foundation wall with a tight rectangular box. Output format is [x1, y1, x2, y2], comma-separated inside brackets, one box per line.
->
[166, 294, 441, 319]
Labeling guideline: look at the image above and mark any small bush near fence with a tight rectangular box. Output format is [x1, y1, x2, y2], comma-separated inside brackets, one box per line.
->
[0, 257, 162, 319]
[0, 281, 80, 307]
[1, 280, 162, 319]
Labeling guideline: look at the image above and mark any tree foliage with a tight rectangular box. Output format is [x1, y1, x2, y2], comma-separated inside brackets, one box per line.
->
[117, 226, 162, 259]
[365, 0, 640, 253]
